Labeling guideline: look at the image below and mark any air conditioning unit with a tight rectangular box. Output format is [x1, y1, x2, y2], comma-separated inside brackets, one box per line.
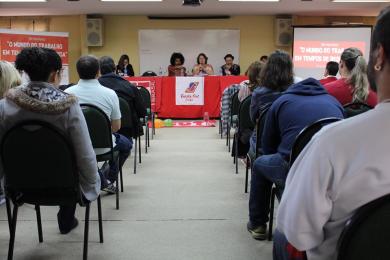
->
[86, 18, 103, 47]
[275, 18, 292, 47]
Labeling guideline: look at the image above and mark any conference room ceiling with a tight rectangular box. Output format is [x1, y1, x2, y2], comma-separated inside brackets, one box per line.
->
[0, 0, 387, 16]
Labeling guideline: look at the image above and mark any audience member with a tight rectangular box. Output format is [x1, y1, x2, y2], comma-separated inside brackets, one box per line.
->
[98, 56, 146, 139]
[0, 47, 100, 234]
[274, 7, 390, 260]
[168, 52, 187, 76]
[260, 55, 268, 64]
[319, 61, 339, 85]
[221, 54, 241, 76]
[247, 77, 344, 240]
[238, 61, 263, 102]
[192, 53, 214, 76]
[249, 51, 293, 158]
[0, 60, 21, 205]
[324, 48, 377, 107]
[0, 60, 21, 98]
[66, 55, 131, 194]
[116, 54, 135, 77]
[220, 83, 241, 135]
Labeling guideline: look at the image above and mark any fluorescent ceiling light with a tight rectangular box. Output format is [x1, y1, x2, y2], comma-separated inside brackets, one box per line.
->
[219, 0, 278, 1]
[101, 0, 162, 2]
[332, 0, 390, 2]
[0, 0, 46, 2]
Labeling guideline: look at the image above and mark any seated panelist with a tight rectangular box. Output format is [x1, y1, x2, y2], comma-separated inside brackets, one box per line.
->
[192, 53, 214, 76]
[168, 52, 187, 76]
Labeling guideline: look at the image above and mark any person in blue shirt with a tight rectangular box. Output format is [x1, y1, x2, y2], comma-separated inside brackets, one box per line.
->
[247, 76, 344, 240]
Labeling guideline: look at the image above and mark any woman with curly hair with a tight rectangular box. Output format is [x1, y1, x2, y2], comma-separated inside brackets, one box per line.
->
[168, 52, 187, 76]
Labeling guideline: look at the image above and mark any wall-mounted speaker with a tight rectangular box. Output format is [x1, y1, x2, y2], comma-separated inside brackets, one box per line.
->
[275, 18, 292, 47]
[86, 18, 103, 47]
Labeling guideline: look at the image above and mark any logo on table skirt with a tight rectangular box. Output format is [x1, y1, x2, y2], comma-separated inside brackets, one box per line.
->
[185, 82, 199, 93]
[176, 77, 204, 105]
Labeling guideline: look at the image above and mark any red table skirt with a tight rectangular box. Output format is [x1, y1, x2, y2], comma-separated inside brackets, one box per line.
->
[126, 75, 247, 118]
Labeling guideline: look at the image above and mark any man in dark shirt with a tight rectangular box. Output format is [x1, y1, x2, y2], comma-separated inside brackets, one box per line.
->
[98, 56, 147, 139]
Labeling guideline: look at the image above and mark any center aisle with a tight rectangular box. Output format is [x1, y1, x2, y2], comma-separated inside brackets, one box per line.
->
[0, 127, 273, 260]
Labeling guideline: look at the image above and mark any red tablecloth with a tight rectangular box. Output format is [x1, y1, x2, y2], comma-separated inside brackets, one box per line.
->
[127, 76, 247, 118]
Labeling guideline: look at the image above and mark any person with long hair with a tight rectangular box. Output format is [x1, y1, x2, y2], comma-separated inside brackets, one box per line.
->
[0, 60, 21, 98]
[116, 54, 135, 77]
[274, 7, 389, 260]
[324, 47, 377, 107]
[0, 47, 100, 234]
[248, 51, 294, 159]
[168, 52, 187, 76]
[192, 53, 214, 76]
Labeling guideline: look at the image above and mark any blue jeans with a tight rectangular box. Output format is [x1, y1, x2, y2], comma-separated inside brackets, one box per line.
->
[273, 229, 290, 260]
[107, 133, 132, 183]
[249, 153, 289, 226]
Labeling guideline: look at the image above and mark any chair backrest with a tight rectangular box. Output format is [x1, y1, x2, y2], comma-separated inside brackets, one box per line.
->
[138, 87, 151, 111]
[80, 104, 114, 149]
[337, 194, 390, 260]
[289, 117, 342, 166]
[1, 120, 81, 205]
[230, 91, 240, 118]
[142, 71, 157, 77]
[255, 103, 272, 158]
[238, 95, 254, 131]
[343, 102, 373, 118]
[118, 97, 134, 129]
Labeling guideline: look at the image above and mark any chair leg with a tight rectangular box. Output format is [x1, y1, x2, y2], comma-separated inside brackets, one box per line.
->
[97, 196, 104, 243]
[228, 126, 231, 152]
[8, 204, 18, 260]
[35, 205, 43, 243]
[152, 113, 156, 136]
[116, 175, 120, 210]
[6, 197, 12, 234]
[145, 124, 148, 154]
[120, 166, 124, 192]
[83, 203, 90, 260]
[134, 136, 137, 174]
[138, 134, 142, 164]
[268, 187, 276, 241]
[147, 119, 150, 147]
[235, 134, 238, 174]
[233, 133, 236, 164]
[245, 156, 250, 193]
[226, 123, 229, 146]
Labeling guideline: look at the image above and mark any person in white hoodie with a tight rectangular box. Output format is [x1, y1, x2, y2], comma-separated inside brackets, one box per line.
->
[0, 47, 100, 234]
[274, 6, 390, 260]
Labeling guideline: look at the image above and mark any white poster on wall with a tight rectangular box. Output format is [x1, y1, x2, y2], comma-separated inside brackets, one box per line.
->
[139, 29, 240, 76]
[175, 77, 204, 106]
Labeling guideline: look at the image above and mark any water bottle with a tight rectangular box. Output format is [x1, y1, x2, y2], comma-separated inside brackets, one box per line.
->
[203, 112, 210, 126]
[159, 66, 163, 76]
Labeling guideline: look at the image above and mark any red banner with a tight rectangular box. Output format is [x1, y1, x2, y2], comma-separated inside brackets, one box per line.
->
[0, 30, 69, 84]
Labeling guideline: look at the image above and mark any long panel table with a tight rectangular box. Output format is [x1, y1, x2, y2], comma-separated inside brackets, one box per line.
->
[126, 75, 247, 118]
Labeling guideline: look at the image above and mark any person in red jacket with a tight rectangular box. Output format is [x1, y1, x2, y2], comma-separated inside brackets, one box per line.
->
[319, 61, 338, 85]
[324, 48, 377, 107]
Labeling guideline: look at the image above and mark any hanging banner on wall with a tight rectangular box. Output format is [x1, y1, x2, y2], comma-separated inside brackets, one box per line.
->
[175, 76, 204, 106]
[0, 29, 69, 84]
